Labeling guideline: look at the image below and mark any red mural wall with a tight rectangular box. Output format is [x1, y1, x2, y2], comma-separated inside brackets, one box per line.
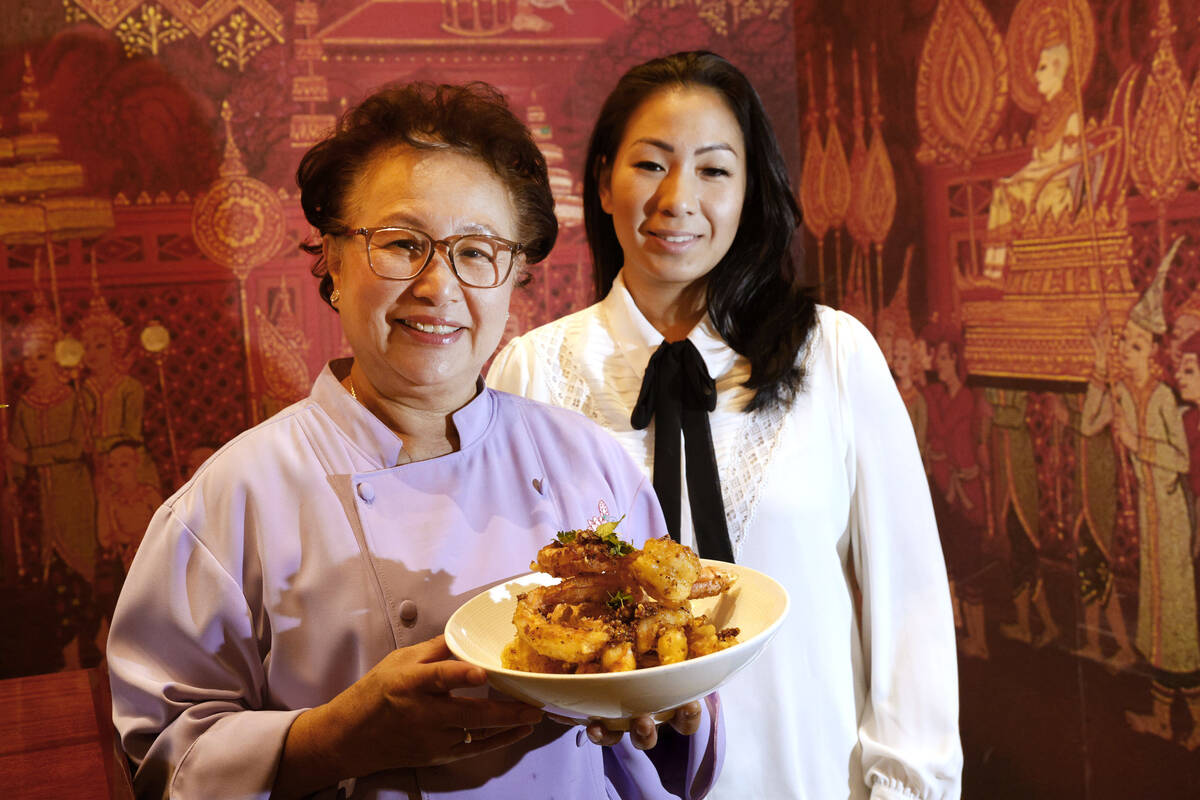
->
[791, 1, 1200, 797]
[0, 1, 797, 665]
[4, 1, 1200, 797]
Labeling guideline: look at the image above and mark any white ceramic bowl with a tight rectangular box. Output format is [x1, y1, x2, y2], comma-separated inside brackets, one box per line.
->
[444, 559, 789, 728]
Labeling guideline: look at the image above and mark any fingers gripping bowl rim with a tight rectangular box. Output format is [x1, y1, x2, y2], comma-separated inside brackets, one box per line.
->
[444, 559, 790, 730]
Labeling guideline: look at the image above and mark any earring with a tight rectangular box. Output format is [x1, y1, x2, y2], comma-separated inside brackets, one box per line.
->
[330, 288, 341, 305]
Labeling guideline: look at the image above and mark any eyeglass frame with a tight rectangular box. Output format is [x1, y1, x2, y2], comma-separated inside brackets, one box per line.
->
[336, 225, 525, 289]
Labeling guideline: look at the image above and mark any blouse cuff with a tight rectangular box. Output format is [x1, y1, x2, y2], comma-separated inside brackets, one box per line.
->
[870, 775, 927, 800]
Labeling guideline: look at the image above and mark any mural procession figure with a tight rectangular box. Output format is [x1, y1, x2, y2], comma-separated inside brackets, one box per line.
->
[1050, 389, 1137, 670]
[921, 321, 991, 659]
[4, 291, 99, 670]
[95, 439, 160, 575]
[983, 385, 1061, 648]
[1082, 238, 1200, 747]
[79, 275, 161, 495]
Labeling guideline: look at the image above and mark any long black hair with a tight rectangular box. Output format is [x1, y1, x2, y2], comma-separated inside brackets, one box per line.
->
[297, 81, 557, 306]
[583, 51, 817, 411]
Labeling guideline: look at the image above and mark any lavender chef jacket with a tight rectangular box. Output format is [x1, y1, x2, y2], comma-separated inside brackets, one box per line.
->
[107, 361, 721, 800]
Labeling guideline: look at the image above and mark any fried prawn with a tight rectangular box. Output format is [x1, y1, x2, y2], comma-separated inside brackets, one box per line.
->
[502, 523, 740, 674]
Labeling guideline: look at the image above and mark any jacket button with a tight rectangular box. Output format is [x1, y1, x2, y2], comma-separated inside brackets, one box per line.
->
[357, 482, 375, 503]
[399, 599, 418, 624]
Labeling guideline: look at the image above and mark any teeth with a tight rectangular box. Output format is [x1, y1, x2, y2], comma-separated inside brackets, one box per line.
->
[659, 234, 695, 242]
[405, 320, 458, 334]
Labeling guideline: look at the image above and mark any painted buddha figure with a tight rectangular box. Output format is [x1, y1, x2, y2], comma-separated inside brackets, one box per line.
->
[983, 31, 1081, 280]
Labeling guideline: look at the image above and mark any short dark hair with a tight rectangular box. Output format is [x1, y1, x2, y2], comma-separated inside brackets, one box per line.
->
[582, 51, 816, 411]
[297, 81, 557, 305]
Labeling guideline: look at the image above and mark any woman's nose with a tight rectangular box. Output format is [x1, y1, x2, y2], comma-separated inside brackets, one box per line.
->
[655, 169, 696, 216]
[410, 247, 460, 300]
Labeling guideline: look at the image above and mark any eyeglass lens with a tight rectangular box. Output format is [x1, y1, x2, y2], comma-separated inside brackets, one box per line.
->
[368, 228, 511, 286]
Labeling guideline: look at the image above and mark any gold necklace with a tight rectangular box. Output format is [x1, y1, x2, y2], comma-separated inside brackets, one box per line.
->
[348, 375, 358, 402]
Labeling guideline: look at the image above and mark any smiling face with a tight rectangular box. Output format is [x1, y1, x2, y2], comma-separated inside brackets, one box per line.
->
[327, 146, 520, 409]
[599, 86, 746, 317]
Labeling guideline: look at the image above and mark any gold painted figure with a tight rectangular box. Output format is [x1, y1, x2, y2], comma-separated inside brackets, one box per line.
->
[984, 31, 1081, 280]
[1082, 247, 1200, 746]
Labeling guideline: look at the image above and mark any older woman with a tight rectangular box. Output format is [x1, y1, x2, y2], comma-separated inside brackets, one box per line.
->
[106, 82, 716, 799]
[490, 51, 962, 799]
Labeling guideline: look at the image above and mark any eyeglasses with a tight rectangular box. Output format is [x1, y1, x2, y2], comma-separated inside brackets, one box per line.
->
[341, 225, 524, 288]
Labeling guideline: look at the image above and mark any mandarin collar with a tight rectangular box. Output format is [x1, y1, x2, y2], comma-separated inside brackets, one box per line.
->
[600, 270, 737, 381]
[312, 360, 495, 469]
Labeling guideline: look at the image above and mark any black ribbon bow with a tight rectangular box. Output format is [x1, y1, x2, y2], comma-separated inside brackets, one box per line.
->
[631, 339, 734, 562]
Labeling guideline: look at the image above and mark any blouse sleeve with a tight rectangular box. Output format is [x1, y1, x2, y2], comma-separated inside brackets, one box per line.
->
[488, 334, 556, 404]
[835, 313, 963, 800]
[107, 504, 301, 800]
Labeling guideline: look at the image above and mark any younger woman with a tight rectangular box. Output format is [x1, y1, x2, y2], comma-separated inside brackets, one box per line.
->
[490, 51, 962, 799]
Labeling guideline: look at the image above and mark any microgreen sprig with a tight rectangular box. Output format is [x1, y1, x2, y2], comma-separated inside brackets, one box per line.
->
[606, 588, 633, 609]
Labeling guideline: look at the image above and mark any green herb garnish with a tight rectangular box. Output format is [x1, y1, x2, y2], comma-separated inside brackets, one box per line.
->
[595, 515, 632, 556]
[606, 588, 633, 609]
[555, 530, 577, 544]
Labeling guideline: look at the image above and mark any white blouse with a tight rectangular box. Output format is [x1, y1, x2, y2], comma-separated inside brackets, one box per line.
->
[489, 273, 962, 800]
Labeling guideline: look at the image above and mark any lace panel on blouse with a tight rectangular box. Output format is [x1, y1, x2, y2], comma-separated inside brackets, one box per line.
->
[529, 321, 791, 559]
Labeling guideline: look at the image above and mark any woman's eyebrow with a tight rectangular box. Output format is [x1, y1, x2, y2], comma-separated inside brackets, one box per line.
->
[631, 138, 737, 156]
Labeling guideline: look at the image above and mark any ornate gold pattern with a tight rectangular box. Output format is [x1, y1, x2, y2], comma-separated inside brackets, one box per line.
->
[63, 0, 89, 24]
[191, 102, 285, 426]
[820, 42, 851, 230]
[191, 103, 285, 275]
[294, 1, 319, 27]
[1181, 68, 1200, 184]
[863, 44, 897, 250]
[799, 52, 829, 242]
[289, 114, 336, 149]
[72, 0, 283, 41]
[623, 0, 789, 36]
[292, 75, 329, 104]
[1129, 0, 1188, 251]
[210, 11, 274, 72]
[114, 3, 190, 57]
[441, 0, 514, 37]
[916, 0, 1008, 166]
[879, 245, 915, 342]
[255, 279, 311, 414]
[845, 50, 870, 250]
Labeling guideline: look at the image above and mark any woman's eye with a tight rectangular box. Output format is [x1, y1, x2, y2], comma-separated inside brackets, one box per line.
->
[382, 238, 422, 253]
[633, 161, 663, 172]
[701, 167, 731, 178]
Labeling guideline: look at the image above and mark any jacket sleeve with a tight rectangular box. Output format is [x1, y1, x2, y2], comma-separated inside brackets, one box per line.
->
[601, 448, 723, 800]
[528, 400, 724, 799]
[107, 503, 302, 799]
[836, 313, 963, 800]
